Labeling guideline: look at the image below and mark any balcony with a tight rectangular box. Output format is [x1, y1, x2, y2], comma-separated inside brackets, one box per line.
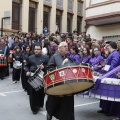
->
[86, 0, 120, 25]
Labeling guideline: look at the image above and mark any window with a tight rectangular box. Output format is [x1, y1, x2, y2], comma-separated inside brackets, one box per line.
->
[77, 17, 82, 33]
[29, 1, 37, 33]
[43, 11, 49, 29]
[29, 7, 36, 32]
[67, 14, 72, 32]
[12, 2, 20, 30]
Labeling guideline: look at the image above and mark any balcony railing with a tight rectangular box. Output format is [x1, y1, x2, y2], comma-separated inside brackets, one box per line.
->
[44, 0, 52, 6]
[78, 2, 83, 16]
[56, 0, 63, 9]
[67, 0, 73, 13]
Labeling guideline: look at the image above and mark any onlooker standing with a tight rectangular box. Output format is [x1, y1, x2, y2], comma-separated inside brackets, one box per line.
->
[8, 34, 14, 49]
[43, 27, 49, 35]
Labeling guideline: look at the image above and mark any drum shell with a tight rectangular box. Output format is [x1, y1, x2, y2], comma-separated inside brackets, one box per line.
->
[13, 61, 22, 69]
[44, 65, 94, 95]
[27, 71, 43, 91]
[0, 56, 7, 67]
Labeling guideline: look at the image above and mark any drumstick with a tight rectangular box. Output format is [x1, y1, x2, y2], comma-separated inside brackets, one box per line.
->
[34, 67, 40, 74]
[62, 58, 68, 65]
[34, 63, 43, 74]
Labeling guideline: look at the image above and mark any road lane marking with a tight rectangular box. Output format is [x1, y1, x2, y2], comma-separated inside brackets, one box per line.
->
[0, 90, 24, 96]
[40, 101, 99, 116]
[74, 101, 99, 107]
[0, 93, 6, 96]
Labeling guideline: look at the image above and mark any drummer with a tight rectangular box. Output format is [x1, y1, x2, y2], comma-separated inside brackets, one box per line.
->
[25, 44, 49, 114]
[46, 42, 75, 120]
[0, 38, 9, 80]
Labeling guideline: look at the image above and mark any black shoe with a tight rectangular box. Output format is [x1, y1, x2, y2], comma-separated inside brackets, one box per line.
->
[32, 110, 38, 115]
[1, 77, 4, 80]
[47, 113, 52, 120]
[97, 110, 106, 113]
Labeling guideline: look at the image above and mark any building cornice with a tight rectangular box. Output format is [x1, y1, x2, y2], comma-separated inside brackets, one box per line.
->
[86, 0, 120, 10]
[86, 11, 120, 21]
[30, 0, 39, 3]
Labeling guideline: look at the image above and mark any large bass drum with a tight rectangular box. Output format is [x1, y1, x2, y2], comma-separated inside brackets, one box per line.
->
[44, 63, 94, 95]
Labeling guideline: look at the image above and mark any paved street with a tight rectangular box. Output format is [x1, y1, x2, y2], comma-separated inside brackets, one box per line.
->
[0, 68, 117, 120]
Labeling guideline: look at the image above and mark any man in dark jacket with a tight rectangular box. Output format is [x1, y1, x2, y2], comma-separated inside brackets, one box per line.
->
[46, 42, 75, 120]
[25, 44, 49, 114]
[0, 38, 9, 80]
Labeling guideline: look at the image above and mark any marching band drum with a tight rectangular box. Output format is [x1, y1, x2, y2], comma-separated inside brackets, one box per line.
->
[13, 61, 22, 69]
[44, 63, 94, 95]
[27, 68, 44, 91]
[0, 54, 7, 67]
[91, 66, 120, 101]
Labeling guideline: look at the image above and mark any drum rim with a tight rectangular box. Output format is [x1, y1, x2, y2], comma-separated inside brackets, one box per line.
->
[45, 65, 92, 77]
[44, 78, 94, 87]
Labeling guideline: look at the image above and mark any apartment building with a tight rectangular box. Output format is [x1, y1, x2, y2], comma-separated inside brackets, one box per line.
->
[0, 0, 85, 36]
[86, 0, 120, 41]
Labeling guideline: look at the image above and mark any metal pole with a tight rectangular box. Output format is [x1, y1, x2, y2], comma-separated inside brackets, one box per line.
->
[1, 18, 4, 37]
[1, 17, 10, 37]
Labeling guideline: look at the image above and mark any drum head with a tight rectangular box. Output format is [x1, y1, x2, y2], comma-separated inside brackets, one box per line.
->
[45, 79, 94, 95]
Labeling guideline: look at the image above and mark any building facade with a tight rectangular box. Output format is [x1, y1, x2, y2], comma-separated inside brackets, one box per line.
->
[86, 0, 120, 41]
[0, 0, 85, 36]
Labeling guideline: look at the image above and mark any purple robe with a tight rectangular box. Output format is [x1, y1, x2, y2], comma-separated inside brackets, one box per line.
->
[106, 50, 120, 71]
[67, 52, 81, 64]
[93, 50, 120, 117]
[82, 55, 91, 64]
[89, 55, 104, 73]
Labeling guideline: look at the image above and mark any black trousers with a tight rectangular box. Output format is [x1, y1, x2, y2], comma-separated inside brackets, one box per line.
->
[21, 69, 28, 89]
[46, 95, 75, 120]
[12, 68, 21, 81]
[29, 85, 45, 112]
[0, 66, 6, 79]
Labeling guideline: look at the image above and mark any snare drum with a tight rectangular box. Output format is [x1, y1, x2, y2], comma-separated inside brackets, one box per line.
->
[0, 54, 7, 67]
[28, 70, 44, 91]
[44, 64, 94, 95]
[13, 61, 22, 69]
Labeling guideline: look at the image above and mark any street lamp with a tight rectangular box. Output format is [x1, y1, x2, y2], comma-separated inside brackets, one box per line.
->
[1, 17, 10, 37]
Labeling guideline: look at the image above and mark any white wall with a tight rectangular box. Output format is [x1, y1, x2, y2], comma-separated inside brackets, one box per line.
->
[91, 0, 108, 5]
[86, 2, 120, 17]
[0, 0, 12, 30]
[87, 24, 120, 40]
